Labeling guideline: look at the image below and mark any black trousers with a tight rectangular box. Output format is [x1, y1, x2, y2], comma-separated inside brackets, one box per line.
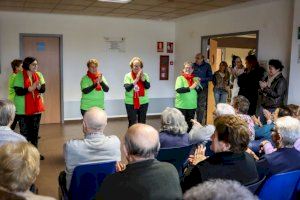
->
[196, 87, 208, 124]
[18, 114, 42, 147]
[177, 108, 196, 132]
[125, 103, 148, 127]
[10, 114, 19, 130]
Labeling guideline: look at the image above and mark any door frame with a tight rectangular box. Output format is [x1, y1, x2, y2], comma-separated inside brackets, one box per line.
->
[19, 33, 64, 123]
[201, 30, 259, 59]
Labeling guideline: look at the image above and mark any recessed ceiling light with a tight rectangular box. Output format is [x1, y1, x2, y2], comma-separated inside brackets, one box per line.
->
[98, 0, 131, 3]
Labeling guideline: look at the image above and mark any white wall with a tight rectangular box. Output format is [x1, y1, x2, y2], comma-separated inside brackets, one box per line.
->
[174, 0, 293, 78]
[288, 0, 300, 105]
[0, 11, 175, 119]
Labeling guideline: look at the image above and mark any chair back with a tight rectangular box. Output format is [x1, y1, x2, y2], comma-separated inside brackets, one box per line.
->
[246, 176, 266, 194]
[69, 161, 116, 200]
[258, 170, 300, 200]
[156, 144, 194, 176]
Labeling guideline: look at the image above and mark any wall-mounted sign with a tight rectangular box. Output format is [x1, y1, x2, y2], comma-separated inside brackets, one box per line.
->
[157, 42, 164, 52]
[104, 37, 126, 52]
[160, 55, 169, 80]
[167, 42, 173, 53]
[36, 42, 46, 52]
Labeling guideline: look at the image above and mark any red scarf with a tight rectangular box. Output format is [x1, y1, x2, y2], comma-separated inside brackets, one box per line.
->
[131, 71, 145, 109]
[23, 70, 45, 115]
[87, 71, 102, 91]
[182, 72, 195, 87]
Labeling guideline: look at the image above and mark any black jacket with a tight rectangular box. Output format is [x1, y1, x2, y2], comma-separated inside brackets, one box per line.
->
[181, 152, 259, 192]
[260, 73, 287, 109]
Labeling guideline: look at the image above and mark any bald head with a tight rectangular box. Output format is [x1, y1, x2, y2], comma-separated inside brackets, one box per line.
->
[125, 124, 160, 159]
[83, 107, 107, 133]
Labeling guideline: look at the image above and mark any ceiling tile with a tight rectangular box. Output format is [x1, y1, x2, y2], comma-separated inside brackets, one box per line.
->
[135, 10, 163, 16]
[159, 1, 193, 9]
[54, 4, 86, 11]
[105, 13, 129, 17]
[27, 0, 60, 3]
[205, 0, 238, 7]
[24, 2, 56, 9]
[174, 0, 210, 3]
[111, 8, 139, 14]
[83, 7, 114, 13]
[147, 6, 176, 12]
[171, 9, 199, 15]
[58, 0, 94, 6]
[127, 14, 151, 19]
[23, 7, 52, 12]
[119, 3, 151, 10]
[52, 9, 82, 14]
[130, 0, 168, 6]
[185, 4, 218, 11]
[0, 1, 24, 7]
[92, 1, 124, 8]
[0, 6, 24, 11]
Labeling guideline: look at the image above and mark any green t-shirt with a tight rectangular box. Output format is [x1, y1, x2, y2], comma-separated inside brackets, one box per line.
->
[13, 71, 45, 115]
[8, 73, 16, 101]
[175, 75, 198, 109]
[124, 72, 150, 105]
[80, 75, 108, 110]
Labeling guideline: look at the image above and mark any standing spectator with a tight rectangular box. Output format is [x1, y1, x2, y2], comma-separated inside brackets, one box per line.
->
[8, 59, 23, 130]
[80, 59, 109, 116]
[238, 55, 265, 115]
[192, 53, 213, 124]
[124, 57, 150, 127]
[213, 61, 230, 105]
[175, 62, 201, 131]
[229, 56, 245, 103]
[258, 59, 287, 124]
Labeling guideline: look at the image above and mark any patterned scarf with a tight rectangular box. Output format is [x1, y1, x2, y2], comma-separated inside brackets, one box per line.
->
[131, 71, 145, 109]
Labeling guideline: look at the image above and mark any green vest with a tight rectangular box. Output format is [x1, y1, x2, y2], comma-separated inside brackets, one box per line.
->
[175, 75, 198, 109]
[8, 73, 16, 101]
[13, 71, 45, 115]
[124, 72, 150, 105]
[80, 75, 108, 110]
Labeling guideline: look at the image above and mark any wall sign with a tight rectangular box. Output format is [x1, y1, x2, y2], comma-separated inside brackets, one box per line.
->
[160, 55, 169, 80]
[36, 42, 46, 52]
[167, 42, 173, 53]
[157, 42, 164, 52]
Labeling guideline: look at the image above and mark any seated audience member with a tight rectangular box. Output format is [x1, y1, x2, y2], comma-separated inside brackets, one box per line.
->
[232, 95, 255, 140]
[0, 142, 55, 200]
[95, 124, 182, 200]
[258, 116, 300, 176]
[287, 104, 300, 120]
[0, 99, 26, 146]
[181, 115, 259, 192]
[189, 103, 234, 145]
[183, 179, 257, 200]
[159, 107, 189, 148]
[62, 107, 121, 190]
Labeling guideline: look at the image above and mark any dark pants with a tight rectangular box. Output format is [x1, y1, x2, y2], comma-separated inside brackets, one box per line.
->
[125, 103, 148, 127]
[177, 108, 196, 132]
[196, 87, 208, 124]
[18, 114, 42, 147]
[59, 171, 68, 193]
[81, 109, 86, 117]
[10, 114, 19, 130]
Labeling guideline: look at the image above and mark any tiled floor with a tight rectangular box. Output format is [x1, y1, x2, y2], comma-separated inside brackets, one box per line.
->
[35, 117, 160, 199]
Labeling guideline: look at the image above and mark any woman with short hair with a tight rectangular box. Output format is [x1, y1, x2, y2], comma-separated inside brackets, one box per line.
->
[159, 107, 189, 148]
[181, 115, 259, 192]
[213, 61, 230, 104]
[13, 57, 45, 159]
[175, 62, 201, 131]
[124, 57, 150, 127]
[0, 142, 55, 200]
[80, 58, 109, 116]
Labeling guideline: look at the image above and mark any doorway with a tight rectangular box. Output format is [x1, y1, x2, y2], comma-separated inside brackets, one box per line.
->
[201, 31, 259, 124]
[20, 34, 63, 124]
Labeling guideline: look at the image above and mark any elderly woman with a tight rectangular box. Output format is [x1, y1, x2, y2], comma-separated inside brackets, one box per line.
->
[238, 55, 265, 115]
[259, 59, 287, 124]
[232, 95, 255, 141]
[13, 57, 45, 159]
[124, 57, 150, 127]
[258, 116, 300, 176]
[0, 142, 55, 199]
[159, 107, 189, 148]
[213, 61, 230, 105]
[181, 115, 259, 192]
[175, 62, 201, 131]
[80, 59, 109, 116]
[0, 99, 26, 147]
[8, 59, 23, 130]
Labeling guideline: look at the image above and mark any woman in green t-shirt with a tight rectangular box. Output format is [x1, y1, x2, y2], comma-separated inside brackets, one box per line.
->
[8, 59, 23, 130]
[80, 59, 109, 116]
[175, 62, 201, 131]
[14, 57, 46, 159]
[124, 57, 150, 127]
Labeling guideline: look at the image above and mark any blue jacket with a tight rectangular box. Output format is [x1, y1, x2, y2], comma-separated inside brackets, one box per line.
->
[192, 62, 213, 88]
